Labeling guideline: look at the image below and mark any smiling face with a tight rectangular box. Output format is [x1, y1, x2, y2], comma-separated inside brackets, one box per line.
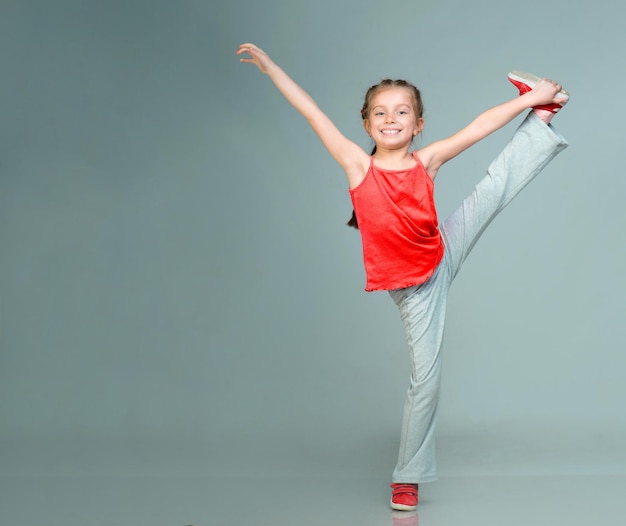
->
[363, 86, 424, 151]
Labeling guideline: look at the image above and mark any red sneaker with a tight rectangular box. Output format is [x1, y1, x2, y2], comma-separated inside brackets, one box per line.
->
[390, 483, 419, 511]
[508, 70, 569, 113]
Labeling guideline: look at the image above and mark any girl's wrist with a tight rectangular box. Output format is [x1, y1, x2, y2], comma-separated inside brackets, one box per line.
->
[264, 60, 280, 76]
[519, 91, 541, 109]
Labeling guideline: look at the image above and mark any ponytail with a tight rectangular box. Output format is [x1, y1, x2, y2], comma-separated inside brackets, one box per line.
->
[347, 210, 359, 229]
[346, 145, 377, 230]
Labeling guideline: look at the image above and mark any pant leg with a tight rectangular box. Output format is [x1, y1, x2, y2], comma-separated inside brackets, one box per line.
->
[442, 111, 568, 280]
[388, 111, 568, 483]
[388, 259, 452, 483]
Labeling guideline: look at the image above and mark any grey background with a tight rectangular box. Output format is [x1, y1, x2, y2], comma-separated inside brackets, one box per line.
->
[1, 0, 625, 523]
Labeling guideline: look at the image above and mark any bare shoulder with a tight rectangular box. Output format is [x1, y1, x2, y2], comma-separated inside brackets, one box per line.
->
[415, 143, 440, 180]
[345, 151, 371, 189]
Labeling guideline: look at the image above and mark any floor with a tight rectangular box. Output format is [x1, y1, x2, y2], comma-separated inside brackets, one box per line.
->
[2, 433, 625, 526]
[2, 472, 625, 525]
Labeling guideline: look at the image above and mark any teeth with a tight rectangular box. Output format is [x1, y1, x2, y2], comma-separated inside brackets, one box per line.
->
[382, 130, 400, 135]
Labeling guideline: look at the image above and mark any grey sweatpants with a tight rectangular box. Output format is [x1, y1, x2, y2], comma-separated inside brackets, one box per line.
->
[388, 111, 568, 483]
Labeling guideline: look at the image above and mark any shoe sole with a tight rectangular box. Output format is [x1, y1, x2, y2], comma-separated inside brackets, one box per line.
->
[390, 500, 418, 511]
[508, 70, 569, 100]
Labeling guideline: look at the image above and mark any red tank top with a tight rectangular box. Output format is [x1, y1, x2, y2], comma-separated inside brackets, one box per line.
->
[349, 151, 444, 292]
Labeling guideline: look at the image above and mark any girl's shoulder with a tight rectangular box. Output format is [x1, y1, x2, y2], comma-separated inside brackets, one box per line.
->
[346, 154, 373, 190]
[411, 150, 427, 169]
[413, 146, 437, 180]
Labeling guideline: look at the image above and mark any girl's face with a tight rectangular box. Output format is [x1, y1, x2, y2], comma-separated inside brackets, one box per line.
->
[363, 87, 423, 150]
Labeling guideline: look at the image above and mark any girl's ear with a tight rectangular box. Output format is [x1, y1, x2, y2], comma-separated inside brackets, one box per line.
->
[413, 117, 424, 136]
[363, 119, 372, 137]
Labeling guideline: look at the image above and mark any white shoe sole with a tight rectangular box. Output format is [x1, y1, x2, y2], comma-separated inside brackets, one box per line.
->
[508, 70, 569, 100]
[390, 500, 418, 511]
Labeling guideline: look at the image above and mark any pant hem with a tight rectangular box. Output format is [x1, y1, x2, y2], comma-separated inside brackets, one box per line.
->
[392, 475, 439, 484]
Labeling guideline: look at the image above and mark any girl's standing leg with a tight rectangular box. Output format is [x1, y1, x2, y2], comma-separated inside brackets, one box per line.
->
[388, 261, 452, 483]
[388, 111, 568, 484]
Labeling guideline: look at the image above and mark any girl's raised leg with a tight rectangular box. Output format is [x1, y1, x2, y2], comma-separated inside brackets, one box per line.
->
[442, 111, 568, 280]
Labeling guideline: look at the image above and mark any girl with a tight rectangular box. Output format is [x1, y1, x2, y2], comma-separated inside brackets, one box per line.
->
[236, 43, 568, 511]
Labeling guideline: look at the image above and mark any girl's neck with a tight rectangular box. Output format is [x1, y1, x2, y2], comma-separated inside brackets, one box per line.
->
[372, 147, 415, 170]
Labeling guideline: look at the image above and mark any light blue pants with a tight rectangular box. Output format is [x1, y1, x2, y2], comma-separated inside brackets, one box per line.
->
[388, 112, 568, 483]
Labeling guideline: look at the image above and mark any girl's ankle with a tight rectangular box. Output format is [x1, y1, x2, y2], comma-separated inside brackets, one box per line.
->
[533, 108, 555, 124]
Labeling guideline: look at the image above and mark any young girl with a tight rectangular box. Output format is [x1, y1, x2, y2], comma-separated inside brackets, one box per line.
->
[236, 43, 568, 511]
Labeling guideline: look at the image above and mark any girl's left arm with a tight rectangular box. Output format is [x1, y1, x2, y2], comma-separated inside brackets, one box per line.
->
[419, 78, 565, 179]
[236, 43, 370, 186]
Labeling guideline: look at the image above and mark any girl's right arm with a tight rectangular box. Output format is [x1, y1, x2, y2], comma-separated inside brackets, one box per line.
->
[418, 79, 565, 179]
[237, 43, 370, 187]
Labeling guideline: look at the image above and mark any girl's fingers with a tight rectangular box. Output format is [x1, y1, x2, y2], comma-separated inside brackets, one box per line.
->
[237, 43, 261, 54]
[236, 43, 270, 72]
[237, 48, 261, 61]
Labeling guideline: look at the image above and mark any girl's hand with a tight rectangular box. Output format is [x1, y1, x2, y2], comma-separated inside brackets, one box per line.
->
[236, 43, 275, 74]
[529, 78, 568, 107]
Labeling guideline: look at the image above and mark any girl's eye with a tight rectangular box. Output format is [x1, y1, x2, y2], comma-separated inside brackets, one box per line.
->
[398, 111, 407, 115]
